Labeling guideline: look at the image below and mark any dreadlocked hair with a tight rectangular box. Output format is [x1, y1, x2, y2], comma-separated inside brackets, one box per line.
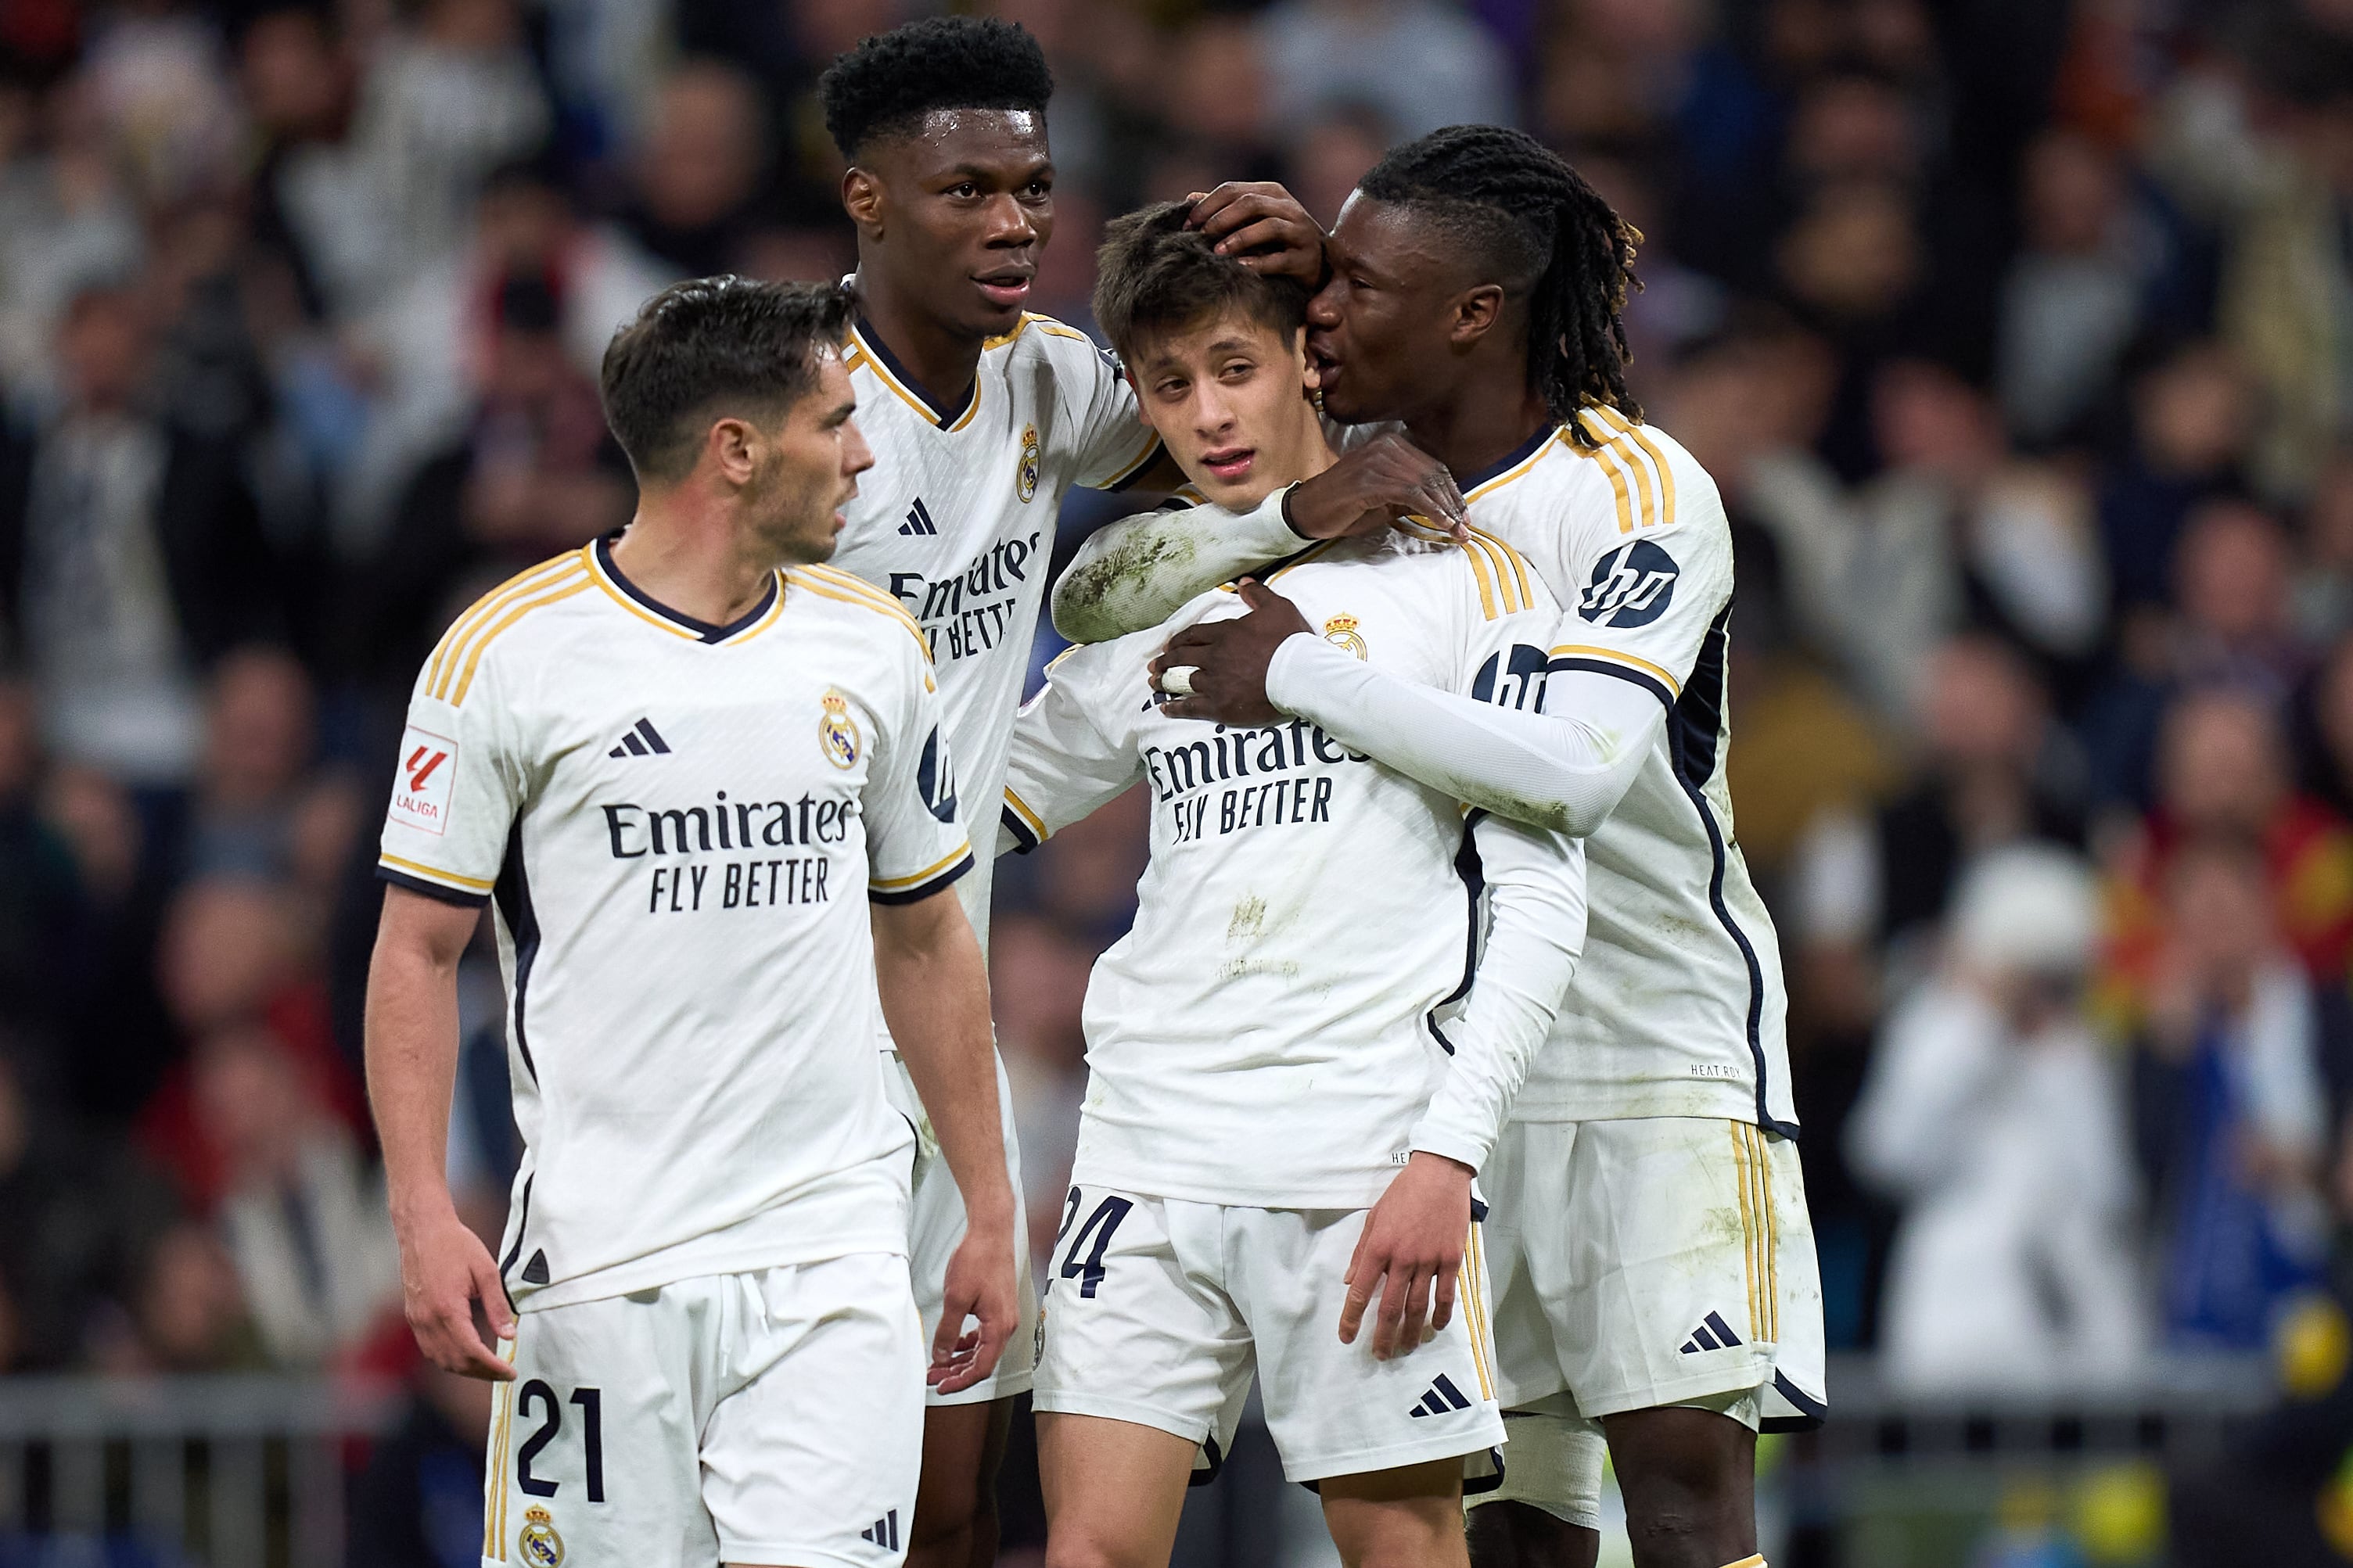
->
[1356, 125, 1641, 447]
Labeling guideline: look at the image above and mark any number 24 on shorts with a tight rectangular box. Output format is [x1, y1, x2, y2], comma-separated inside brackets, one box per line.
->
[513, 1381, 606, 1502]
[1052, 1190, 1132, 1299]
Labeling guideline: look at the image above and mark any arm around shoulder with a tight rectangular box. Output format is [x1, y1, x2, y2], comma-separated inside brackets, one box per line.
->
[1051, 488, 1306, 643]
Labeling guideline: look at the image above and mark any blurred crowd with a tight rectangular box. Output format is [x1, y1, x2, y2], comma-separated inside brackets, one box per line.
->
[0, 0, 2348, 1558]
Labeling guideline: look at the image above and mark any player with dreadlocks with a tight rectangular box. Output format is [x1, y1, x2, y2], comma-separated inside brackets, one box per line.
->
[1054, 127, 1827, 1568]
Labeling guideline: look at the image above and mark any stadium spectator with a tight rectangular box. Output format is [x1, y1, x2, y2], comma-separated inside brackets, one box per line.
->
[1259, 0, 1513, 142]
[2132, 837, 2332, 1350]
[1849, 845, 2145, 1393]
[616, 60, 771, 277]
[2096, 340, 2258, 613]
[1996, 129, 2154, 447]
[0, 283, 282, 786]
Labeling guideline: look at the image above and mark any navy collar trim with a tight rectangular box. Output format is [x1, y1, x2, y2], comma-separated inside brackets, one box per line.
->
[855, 319, 976, 429]
[1453, 423, 1560, 493]
[595, 536, 777, 644]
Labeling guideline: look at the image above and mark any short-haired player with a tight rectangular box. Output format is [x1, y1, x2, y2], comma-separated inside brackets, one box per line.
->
[813, 20, 1188, 1563]
[368, 278, 1016, 1567]
[1009, 203, 1586, 1568]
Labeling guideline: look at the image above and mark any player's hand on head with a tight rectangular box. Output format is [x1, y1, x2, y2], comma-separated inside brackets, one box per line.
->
[1186, 182, 1327, 284]
[1150, 579, 1309, 724]
[394, 1207, 517, 1382]
[929, 1226, 1018, 1395]
[1284, 433, 1469, 542]
[1340, 1152, 1474, 1360]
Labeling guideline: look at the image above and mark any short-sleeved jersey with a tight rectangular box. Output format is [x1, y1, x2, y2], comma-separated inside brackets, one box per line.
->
[1001, 525, 1569, 1207]
[829, 312, 1159, 956]
[1440, 407, 1796, 1133]
[376, 540, 973, 1311]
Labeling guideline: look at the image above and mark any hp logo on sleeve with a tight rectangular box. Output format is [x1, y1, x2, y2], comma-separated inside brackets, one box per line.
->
[1576, 540, 1679, 627]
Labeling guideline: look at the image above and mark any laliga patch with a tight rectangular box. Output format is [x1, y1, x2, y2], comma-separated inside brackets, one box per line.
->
[390, 725, 458, 835]
[1577, 539, 1679, 628]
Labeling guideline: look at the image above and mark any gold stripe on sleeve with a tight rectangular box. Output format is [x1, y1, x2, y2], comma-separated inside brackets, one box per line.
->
[1545, 644, 1683, 697]
[1592, 405, 1679, 526]
[451, 577, 598, 705]
[871, 842, 974, 892]
[429, 555, 589, 701]
[380, 854, 496, 892]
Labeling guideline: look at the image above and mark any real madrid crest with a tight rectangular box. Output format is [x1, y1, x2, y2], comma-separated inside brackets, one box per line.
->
[518, 1505, 565, 1567]
[820, 691, 861, 769]
[1322, 614, 1367, 659]
[1016, 422, 1041, 504]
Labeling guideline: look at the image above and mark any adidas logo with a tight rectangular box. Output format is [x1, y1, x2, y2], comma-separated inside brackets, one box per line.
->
[860, 1509, 900, 1550]
[1407, 1373, 1474, 1419]
[898, 497, 937, 536]
[608, 718, 672, 759]
[1679, 1311, 1744, 1355]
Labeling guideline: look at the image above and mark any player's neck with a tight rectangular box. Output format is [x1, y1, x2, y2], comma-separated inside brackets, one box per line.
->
[608, 499, 779, 629]
[853, 268, 984, 412]
[1403, 379, 1554, 482]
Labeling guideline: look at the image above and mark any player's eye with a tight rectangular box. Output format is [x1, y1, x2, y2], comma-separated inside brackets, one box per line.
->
[1220, 360, 1256, 380]
[1151, 379, 1187, 400]
[947, 181, 979, 199]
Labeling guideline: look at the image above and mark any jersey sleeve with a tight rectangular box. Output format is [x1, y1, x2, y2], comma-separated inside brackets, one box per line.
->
[861, 644, 975, 906]
[1044, 325, 1162, 492]
[377, 650, 524, 907]
[1000, 639, 1148, 852]
[1543, 419, 1733, 708]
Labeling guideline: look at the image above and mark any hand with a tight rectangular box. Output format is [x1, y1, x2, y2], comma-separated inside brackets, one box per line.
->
[929, 1214, 1018, 1395]
[1150, 579, 1311, 723]
[1341, 1153, 1473, 1359]
[393, 1204, 516, 1381]
[1286, 432, 1468, 541]
[1187, 182, 1326, 284]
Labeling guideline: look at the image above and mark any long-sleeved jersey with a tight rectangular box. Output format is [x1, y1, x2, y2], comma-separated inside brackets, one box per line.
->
[1054, 409, 1796, 1134]
[1000, 523, 1586, 1207]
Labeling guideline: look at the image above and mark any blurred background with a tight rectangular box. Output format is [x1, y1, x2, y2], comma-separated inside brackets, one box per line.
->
[0, 0, 2344, 1563]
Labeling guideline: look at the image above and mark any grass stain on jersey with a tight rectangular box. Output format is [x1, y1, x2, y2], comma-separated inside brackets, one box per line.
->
[1054, 530, 1200, 643]
[1227, 894, 1268, 941]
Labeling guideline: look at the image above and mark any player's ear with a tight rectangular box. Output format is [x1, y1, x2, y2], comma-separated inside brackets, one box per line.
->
[706, 415, 760, 489]
[1448, 284, 1507, 347]
[842, 167, 884, 239]
[1291, 325, 1317, 396]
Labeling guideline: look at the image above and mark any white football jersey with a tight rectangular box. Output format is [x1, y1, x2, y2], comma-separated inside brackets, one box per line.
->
[1441, 407, 1796, 1133]
[1001, 526, 1581, 1208]
[377, 540, 973, 1311]
[830, 310, 1160, 954]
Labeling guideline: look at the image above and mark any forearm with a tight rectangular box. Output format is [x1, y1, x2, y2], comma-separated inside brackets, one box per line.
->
[364, 940, 464, 1227]
[1410, 824, 1585, 1169]
[1266, 637, 1659, 834]
[1051, 487, 1302, 643]
[875, 905, 1014, 1225]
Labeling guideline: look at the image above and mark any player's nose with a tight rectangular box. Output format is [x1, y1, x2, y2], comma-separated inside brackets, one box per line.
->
[842, 416, 875, 478]
[982, 192, 1037, 246]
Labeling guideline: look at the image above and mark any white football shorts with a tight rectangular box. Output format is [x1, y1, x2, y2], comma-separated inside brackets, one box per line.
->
[883, 1049, 1038, 1406]
[1032, 1186, 1507, 1486]
[480, 1254, 923, 1568]
[1481, 1115, 1826, 1426]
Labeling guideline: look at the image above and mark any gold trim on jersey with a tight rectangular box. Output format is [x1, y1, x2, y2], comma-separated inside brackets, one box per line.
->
[1003, 787, 1048, 844]
[379, 853, 494, 892]
[1259, 538, 1345, 586]
[792, 565, 933, 660]
[870, 841, 974, 892]
[426, 554, 591, 703]
[1576, 407, 1674, 533]
[484, 1336, 519, 1560]
[1546, 643, 1683, 697]
[848, 329, 985, 433]
[1729, 1121, 1778, 1344]
[447, 568, 597, 707]
[1461, 1222, 1496, 1401]
[1590, 404, 1679, 526]
[1464, 430, 1570, 502]
[1092, 429, 1162, 490]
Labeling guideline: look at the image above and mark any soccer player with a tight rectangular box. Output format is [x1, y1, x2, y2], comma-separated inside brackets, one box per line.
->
[1054, 131, 1826, 1568]
[813, 20, 1186, 1563]
[1008, 201, 1586, 1568]
[367, 278, 1017, 1568]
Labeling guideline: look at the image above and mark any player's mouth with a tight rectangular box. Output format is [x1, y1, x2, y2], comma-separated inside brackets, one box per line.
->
[1199, 446, 1256, 482]
[1309, 338, 1344, 395]
[974, 267, 1033, 310]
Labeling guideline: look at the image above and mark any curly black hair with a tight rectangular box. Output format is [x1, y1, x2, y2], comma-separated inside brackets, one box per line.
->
[819, 16, 1054, 160]
[599, 277, 856, 483]
[1357, 125, 1641, 444]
